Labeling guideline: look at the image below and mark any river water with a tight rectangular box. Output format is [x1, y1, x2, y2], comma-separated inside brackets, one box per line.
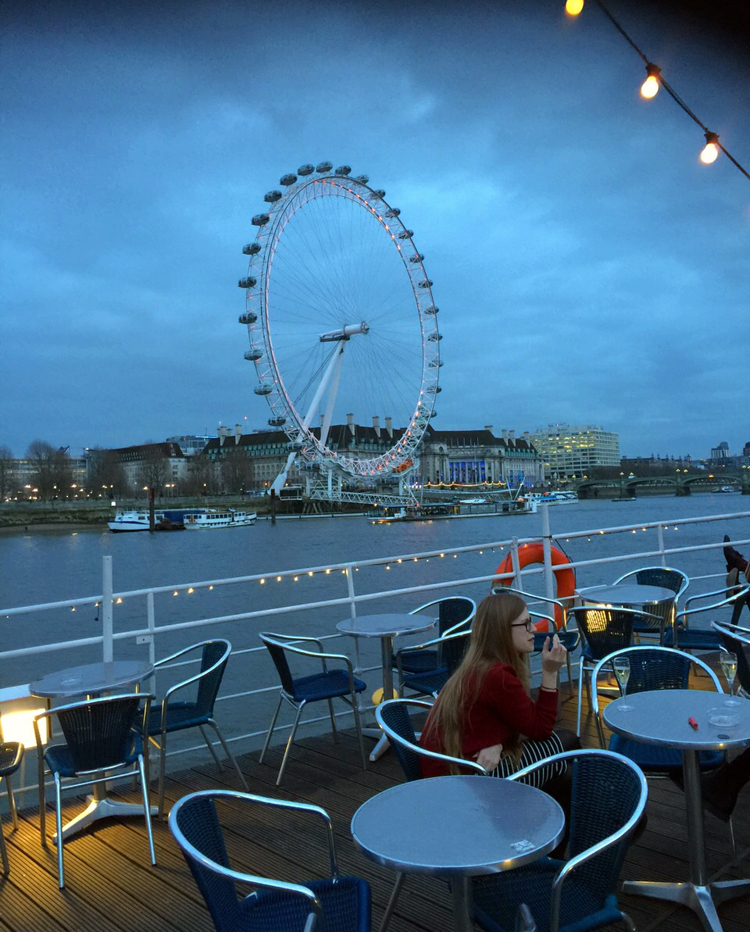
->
[1, 494, 748, 756]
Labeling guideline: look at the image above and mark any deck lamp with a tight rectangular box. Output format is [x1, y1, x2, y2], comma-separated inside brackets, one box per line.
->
[0, 686, 48, 748]
[640, 63, 661, 99]
[564, 0, 584, 16]
[700, 132, 720, 164]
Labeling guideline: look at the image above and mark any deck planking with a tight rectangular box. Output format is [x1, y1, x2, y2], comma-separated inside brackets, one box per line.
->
[1, 667, 749, 932]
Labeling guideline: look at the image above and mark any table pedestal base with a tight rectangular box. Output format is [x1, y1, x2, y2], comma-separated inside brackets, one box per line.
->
[53, 795, 158, 844]
[623, 878, 750, 932]
[362, 726, 390, 762]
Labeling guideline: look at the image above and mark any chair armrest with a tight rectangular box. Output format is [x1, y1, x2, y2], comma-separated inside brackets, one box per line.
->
[677, 585, 749, 626]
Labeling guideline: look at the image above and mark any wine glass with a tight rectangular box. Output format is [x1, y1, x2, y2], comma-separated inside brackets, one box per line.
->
[612, 656, 632, 711]
[720, 650, 741, 707]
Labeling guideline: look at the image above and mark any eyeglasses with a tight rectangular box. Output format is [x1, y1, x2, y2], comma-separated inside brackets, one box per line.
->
[512, 619, 536, 632]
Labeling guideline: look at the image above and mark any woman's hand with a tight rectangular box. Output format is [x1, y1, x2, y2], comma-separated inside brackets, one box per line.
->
[473, 743, 503, 771]
[541, 632, 567, 674]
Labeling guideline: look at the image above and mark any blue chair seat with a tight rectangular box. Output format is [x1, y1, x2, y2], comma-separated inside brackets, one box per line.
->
[609, 734, 723, 771]
[45, 736, 142, 778]
[402, 667, 449, 696]
[290, 669, 367, 703]
[242, 876, 371, 931]
[473, 859, 627, 932]
[146, 701, 211, 734]
[395, 648, 439, 674]
[663, 627, 722, 650]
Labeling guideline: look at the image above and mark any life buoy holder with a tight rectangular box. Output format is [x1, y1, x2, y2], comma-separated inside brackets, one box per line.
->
[492, 542, 576, 626]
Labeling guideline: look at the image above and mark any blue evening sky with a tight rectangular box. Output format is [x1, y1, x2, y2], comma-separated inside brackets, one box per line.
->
[2, 0, 748, 460]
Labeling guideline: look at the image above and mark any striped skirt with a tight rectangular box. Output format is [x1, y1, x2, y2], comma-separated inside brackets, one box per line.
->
[489, 731, 567, 788]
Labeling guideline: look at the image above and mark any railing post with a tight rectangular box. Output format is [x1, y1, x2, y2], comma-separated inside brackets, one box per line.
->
[102, 555, 113, 663]
[657, 524, 666, 566]
[510, 537, 522, 588]
[540, 503, 555, 601]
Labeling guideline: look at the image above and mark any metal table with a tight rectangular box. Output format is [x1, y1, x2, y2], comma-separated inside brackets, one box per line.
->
[30, 660, 153, 700]
[351, 775, 565, 932]
[581, 583, 675, 609]
[604, 689, 750, 932]
[337, 613, 436, 760]
[30, 659, 155, 841]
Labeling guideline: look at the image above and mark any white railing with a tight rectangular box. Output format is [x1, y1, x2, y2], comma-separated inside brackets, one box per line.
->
[1, 506, 748, 797]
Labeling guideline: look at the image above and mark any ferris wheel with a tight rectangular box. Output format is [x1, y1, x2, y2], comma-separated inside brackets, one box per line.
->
[239, 162, 441, 492]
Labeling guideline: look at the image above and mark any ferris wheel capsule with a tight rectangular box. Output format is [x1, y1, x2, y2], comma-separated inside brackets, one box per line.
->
[238, 277, 257, 289]
[297, 164, 315, 176]
[239, 312, 258, 325]
[280, 174, 297, 186]
[316, 161, 333, 173]
[264, 190, 282, 203]
[252, 213, 270, 226]
[334, 165, 351, 175]
[242, 243, 261, 255]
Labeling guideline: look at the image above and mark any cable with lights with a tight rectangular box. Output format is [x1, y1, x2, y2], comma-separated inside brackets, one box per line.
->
[565, 0, 749, 179]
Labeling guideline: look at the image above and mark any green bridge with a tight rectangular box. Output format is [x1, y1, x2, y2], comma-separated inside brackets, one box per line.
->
[572, 471, 750, 498]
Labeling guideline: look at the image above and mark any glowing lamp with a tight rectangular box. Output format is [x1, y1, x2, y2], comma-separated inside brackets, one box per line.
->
[565, 0, 584, 15]
[640, 64, 661, 99]
[0, 687, 49, 748]
[700, 132, 720, 164]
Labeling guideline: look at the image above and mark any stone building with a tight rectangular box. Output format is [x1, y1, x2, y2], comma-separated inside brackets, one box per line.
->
[418, 427, 544, 487]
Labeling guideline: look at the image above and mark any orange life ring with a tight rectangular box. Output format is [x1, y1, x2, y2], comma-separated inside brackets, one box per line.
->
[493, 542, 576, 626]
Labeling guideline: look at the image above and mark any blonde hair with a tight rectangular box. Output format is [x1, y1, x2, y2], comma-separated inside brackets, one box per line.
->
[422, 592, 529, 769]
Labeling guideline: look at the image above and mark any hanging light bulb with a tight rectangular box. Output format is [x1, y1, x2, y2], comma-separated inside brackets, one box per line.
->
[700, 131, 720, 165]
[640, 63, 661, 99]
[565, 0, 584, 15]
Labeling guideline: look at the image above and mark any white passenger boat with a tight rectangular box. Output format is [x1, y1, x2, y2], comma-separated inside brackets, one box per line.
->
[107, 510, 166, 532]
[527, 490, 579, 506]
[183, 509, 257, 529]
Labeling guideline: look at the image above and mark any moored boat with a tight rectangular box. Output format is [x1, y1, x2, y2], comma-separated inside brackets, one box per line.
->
[527, 490, 579, 506]
[107, 509, 198, 532]
[183, 509, 257, 529]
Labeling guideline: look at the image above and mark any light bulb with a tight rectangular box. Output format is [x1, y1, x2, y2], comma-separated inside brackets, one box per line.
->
[640, 64, 661, 99]
[700, 132, 720, 164]
[565, 0, 584, 15]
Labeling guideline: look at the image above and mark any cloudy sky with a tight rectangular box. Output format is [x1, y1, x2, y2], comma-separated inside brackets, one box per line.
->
[2, 0, 748, 462]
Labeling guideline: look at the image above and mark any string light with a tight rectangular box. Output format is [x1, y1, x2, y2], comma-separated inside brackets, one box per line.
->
[700, 132, 720, 165]
[570, 1, 749, 180]
[640, 63, 661, 100]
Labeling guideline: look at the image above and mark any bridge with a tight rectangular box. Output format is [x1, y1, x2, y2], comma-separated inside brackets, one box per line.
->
[573, 471, 750, 498]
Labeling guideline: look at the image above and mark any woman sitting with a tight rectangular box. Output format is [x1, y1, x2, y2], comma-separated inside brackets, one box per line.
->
[419, 592, 579, 805]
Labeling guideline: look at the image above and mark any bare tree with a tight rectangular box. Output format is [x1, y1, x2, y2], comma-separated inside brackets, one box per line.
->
[87, 448, 127, 497]
[220, 450, 254, 494]
[182, 453, 220, 496]
[136, 445, 170, 494]
[0, 445, 16, 500]
[25, 440, 73, 499]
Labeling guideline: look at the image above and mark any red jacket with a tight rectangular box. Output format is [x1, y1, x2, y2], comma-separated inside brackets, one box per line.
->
[418, 661, 558, 778]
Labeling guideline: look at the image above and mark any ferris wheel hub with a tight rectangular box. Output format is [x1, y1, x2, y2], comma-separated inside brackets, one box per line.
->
[319, 321, 370, 343]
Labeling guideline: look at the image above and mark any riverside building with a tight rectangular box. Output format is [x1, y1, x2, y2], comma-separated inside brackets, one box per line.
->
[533, 423, 620, 480]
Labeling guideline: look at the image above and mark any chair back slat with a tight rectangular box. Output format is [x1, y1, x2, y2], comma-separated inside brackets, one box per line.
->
[174, 796, 243, 932]
[377, 701, 423, 781]
[565, 753, 643, 902]
[260, 636, 297, 695]
[56, 695, 141, 773]
[631, 567, 686, 596]
[622, 648, 690, 694]
[195, 641, 230, 716]
[437, 597, 475, 634]
[571, 606, 635, 660]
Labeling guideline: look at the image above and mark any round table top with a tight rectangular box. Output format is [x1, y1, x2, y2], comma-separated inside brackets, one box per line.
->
[337, 613, 437, 639]
[604, 689, 750, 751]
[351, 775, 565, 876]
[30, 660, 154, 699]
[582, 583, 675, 606]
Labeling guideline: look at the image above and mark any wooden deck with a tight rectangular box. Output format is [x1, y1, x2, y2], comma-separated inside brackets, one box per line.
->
[1, 677, 749, 932]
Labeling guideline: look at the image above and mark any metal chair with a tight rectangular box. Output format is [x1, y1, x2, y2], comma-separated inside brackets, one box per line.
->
[34, 693, 155, 889]
[0, 736, 24, 874]
[471, 749, 648, 932]
[259, 632, 368, 785]
[612, 566, 689, 644]
[568, 605, 656, 736]
[393, 596, 476, 677]
[375, 699, 486, 932]
[711, 622, 750, 698]
[395, 628, 471, 698]
[376, 698, 487, 781]
[147, 639, 247, 819]
[169, 789, 372, 932]
[663, 584, 750, 652]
